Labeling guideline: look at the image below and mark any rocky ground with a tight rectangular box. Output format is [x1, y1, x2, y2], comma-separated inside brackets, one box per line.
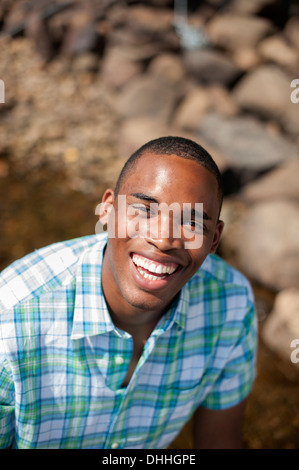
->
[1, 0, 299, 449]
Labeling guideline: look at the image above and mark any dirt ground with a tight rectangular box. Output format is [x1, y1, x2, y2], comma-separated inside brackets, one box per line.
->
[1, 161, 299, 450]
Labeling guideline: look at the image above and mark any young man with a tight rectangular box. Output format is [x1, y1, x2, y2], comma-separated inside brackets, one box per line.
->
[0, 136, 257, 449]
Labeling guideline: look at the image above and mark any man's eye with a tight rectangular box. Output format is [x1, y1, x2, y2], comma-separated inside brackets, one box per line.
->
[183, 220, 204, 233]
[131, 205, 152, 216]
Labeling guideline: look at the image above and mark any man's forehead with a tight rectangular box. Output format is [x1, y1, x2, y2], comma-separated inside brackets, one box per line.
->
[124, 152, 216, 188]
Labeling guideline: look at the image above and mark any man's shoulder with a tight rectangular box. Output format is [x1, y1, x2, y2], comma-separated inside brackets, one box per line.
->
[0, 234, 106, 312]
[185, 254, 256, 331]
[190, 253, 254, 305]
[199, 253, 252, 288]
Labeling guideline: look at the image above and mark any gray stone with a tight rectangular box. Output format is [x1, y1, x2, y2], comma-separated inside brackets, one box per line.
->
[262, 288, 299, 368]
[241, 159, 299, 203]
[258, 35, 299, 70]
[173, 87, 211, 131]
[101, 47, 143, 89]
[197, 113, 298, 171]
[230, 0, 279, 15]
[25, 13, 54, 62]
[183, 48, 242, 86]
[285, 17, 299, 51]
[233, 64, 299, 138]
[147, 53, 186, 85]
[233, 65, 293, 122]
[61, 23, 104, 57]
[116, 74, 179, 122]
[117, 116, 171, 162]
[206, 13, 274, 51]
[235, 201, 299, 291]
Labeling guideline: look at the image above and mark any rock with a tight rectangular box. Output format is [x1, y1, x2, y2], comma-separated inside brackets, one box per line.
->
[232, 47, 261, 71]
[108, 5, 180, 53]
[285, 17, 299, 52]
[71, 53, 99, 73]
[115, 74, 179, 122]
[233, 65, 291, 121]
[233, 65, 299, 137]
[183, 48, 242, 86]
[197, 113, 298, 172]
[218, 197, 249, 263]
[262, 288, 299, 368]
[101, 47, 143, 89]
[241, 159, 299, 203]
[61, 21, 104, 57]
[3, 1, 29, 32]
[117, 116, 171, 162]
[144, 0, 173, 6]
[281, 101, 299, 139]
[147, 53, 186, 85]
[25, 14, 54, 62]
[207, 85, 239, 117]
[173, 87, 211, 131]
[206, 13, 274, 51]
[258, 35, 299, 70]
[232, 201, 299, 291]
[230, 0, 280, 15]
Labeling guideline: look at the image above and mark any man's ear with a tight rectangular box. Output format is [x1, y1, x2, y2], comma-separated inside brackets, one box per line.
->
[98, 189, 115, 227]
[210, 220, 224, 254]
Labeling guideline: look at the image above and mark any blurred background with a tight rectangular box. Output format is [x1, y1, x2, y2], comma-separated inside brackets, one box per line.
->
[0, 0, 299, 449]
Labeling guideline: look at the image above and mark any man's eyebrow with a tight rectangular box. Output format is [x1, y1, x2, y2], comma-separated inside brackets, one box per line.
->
[189, 207, 212, 221]
[130, 192, 159, 204]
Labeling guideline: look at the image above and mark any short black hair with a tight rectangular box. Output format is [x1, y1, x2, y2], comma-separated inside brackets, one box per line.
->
[114, 136, 223, 214]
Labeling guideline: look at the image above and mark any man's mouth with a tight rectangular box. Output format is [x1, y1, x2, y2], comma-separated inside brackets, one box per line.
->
[131, 253, 180, 281]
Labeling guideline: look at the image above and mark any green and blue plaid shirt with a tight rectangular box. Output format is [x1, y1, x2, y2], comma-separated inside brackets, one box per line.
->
[0, 234, 257, 449]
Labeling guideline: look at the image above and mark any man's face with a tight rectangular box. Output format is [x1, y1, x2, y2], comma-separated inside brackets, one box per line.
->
[100, 153, 224, 325]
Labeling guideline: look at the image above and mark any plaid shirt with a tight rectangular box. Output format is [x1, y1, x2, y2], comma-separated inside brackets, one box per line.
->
[0, 234, 257, 449]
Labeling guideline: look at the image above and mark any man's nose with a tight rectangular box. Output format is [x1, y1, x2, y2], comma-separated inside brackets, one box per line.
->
[145, 215, 185, 251]
[145, 236, 184, 251]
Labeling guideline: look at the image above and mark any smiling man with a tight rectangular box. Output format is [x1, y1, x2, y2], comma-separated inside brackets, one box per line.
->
[0, 136, 257, 449]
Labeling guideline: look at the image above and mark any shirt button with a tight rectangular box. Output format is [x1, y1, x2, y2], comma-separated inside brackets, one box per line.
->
[115, 356, 124, 365]
[111, 442, 119, 449]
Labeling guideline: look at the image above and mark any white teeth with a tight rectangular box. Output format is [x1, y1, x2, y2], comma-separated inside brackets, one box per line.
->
[137, 266, 166, 281]
[149, 263, 156, 273]
[156, 265, 163, 274]
[132, 254, 177, 276]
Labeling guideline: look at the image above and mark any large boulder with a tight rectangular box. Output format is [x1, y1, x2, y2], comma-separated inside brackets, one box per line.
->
[221, 200, 299, 291]
[262, 288, 299, 369]
[258, 35, 299, 70]
[197, 113, 298, 172]
[233, 65, 299, 137]
[173, 87, 211, 131]
[206, 13, 274, 51]
[115, 73, 180, 121]
[230, 0, 281, 15]
[240, 159, 299, 203]
[233, 65, 290, 120]
[101, 46, 143, 90]
[182, 48, 242, 86]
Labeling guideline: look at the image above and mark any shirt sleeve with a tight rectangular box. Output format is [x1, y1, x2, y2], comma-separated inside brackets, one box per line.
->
[201, 293, 258, 410]
[0, 358, 15, 448]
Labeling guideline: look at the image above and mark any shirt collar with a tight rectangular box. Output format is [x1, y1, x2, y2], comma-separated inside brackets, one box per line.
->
[71, 234, 115, 339]
[71, 234, 189, 340]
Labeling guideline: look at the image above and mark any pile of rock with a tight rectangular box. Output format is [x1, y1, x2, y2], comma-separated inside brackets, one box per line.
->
[1, 0, 299, 364]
